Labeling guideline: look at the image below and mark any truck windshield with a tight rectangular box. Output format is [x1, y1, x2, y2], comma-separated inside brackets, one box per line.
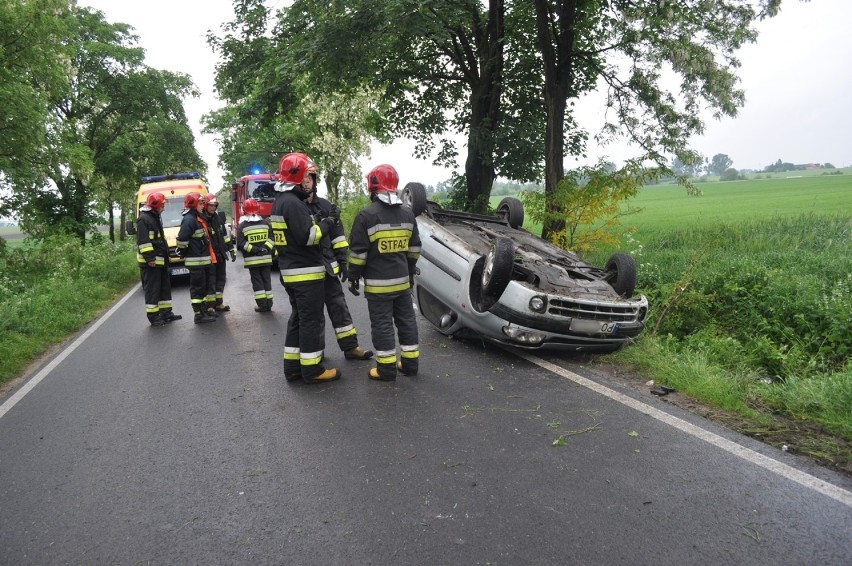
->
[161, 197, 187, 228]
[250, 181, 277, 201]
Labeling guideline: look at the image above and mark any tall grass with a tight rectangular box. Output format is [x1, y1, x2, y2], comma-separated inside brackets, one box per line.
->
[0, 234, 138, 384]
[585, 176, 851, 444]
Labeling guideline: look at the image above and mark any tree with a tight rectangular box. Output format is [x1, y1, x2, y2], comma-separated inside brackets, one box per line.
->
[204, 2, 382, 202]
[530, 1, 781, 241]
[1, 6, 203, 243]
[211, 1, 784, 241]
[708, 154, 734, 176]
[0, 0, 71, 182]
[217, 0, 542, 212]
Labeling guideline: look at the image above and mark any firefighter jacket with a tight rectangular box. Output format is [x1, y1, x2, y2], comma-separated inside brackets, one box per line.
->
[176, 210, 217, 268]
[237, 215, 275, 268]
[136, 208, 169, 267]
[348, 198, 421, 296]
[205, 211, 234, 261]
[306, 195, 348, 277]
[270, 187, 334, 285]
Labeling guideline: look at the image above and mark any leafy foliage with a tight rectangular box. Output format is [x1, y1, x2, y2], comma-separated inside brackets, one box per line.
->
[521, 160, 657, 253]
[0, 4, 204, 242]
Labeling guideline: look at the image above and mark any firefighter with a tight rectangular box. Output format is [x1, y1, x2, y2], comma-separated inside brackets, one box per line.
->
[270, 152, 341, 384]
[203, 193, 236, 315]
[176, 192, 217, 324]
[236, 198, 275, 312]
[347, 164, 421, 381]
[302, 161, 373, 361]
[136, 191, 181, 326]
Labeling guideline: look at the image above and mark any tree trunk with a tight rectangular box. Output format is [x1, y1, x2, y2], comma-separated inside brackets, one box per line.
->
[108, 203, 115, 243]
[534, 0, 580, 243]
[119, 207, 126, 241]
[462, 0, 504, 213]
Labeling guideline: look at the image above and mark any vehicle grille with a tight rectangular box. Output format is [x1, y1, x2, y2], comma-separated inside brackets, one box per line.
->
[548, 298, 638, 322]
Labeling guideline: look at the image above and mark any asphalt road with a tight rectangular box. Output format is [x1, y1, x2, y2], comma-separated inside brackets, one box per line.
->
[1, 257, 850, 565]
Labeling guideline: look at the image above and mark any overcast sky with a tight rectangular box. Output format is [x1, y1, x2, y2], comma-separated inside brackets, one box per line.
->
[80, 0, 852, 190]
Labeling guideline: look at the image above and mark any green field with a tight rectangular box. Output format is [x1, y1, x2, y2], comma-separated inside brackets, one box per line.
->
[626, 175, 850, 234]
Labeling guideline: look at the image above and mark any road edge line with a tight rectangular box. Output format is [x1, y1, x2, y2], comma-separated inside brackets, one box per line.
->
[0, 283, 140, 421]
[515, 351, 852, 508]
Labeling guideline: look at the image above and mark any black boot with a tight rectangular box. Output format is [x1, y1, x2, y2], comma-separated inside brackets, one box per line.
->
[194, 307, 216, 324]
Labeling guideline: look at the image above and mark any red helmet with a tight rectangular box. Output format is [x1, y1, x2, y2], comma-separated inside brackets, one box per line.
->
[206, 193, 219, 207]
[366, 164, 399, 194]
[183, 192, 202, 209]
[146, 192, 166, 210]
[243, 198, 260, 215]
[276, 152, 310, 185]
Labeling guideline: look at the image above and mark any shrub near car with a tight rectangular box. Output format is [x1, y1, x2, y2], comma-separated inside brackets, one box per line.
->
[401, 183, 649, 352]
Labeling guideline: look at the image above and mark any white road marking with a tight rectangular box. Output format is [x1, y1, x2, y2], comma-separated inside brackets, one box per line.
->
[516, 351, 852, 508]
[0, 284, 139, 420]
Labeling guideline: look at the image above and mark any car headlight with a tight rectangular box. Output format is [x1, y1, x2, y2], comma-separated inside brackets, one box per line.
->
[529, 295, 547, 313]
[637, 306, 648, 322]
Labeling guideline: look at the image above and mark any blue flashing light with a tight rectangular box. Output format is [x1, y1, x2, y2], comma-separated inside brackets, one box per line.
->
[250, 167, 262, 175]
[141, 172, 202, 184]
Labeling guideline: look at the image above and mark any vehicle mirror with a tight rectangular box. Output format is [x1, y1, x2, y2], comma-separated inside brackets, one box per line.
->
[217, 210, 227, 224]
[125, 220, 136, 235]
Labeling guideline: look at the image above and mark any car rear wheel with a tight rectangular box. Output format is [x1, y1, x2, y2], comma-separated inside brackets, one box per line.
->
[481, 237, 515, 298]
[604, 253, 637, 298]
[496, 197, 524, 229]
[401, 182, 428, 216]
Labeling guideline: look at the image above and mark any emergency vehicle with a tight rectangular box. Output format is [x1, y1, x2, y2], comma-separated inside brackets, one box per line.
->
[127, 172, 209, 277]
[230, 173, 277, 225]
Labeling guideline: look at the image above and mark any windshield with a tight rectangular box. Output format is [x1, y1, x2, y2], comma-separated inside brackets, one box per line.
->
[160, 197, 187, 228]
[249, 180, 277, 201]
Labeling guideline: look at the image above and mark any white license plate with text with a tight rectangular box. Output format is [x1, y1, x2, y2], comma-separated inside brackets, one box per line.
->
[569, 319, 619, 335]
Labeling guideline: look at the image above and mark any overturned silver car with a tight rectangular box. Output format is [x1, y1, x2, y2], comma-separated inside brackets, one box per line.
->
[402, 183, 649, 352]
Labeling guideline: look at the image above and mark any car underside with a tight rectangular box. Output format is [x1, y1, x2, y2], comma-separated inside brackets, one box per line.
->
[402, 183, 649, 351]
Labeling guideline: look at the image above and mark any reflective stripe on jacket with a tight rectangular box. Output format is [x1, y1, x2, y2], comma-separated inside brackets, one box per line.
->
[348, 199, 421, 296]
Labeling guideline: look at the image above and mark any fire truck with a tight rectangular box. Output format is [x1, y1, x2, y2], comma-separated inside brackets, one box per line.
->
[230, 173, 277, 225]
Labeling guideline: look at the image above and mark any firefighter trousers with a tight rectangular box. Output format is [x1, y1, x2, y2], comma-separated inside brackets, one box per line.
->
[212, 254, 228, 306]
[367, 291, 419, 380]
[323, 274, 358, 352]
[189, 265, 212, 314]
[140, 265, 173, 323]
[248, 265, 273, 309]
[283, 280, 327, 381]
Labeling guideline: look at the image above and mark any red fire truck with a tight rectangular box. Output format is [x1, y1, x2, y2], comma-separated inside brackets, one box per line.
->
[229, 173, 277, 224]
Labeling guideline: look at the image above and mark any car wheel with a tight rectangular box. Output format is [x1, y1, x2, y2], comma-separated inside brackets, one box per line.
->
[401, 182, 428, 216]
[496, 197, 524, 229]
[481, 237, 515, 298]
[605, 253, 637, 298]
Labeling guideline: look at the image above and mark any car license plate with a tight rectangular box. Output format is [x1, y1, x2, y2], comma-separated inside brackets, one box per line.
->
[569, 319, 619, 334]
[169, 267, 189, 276]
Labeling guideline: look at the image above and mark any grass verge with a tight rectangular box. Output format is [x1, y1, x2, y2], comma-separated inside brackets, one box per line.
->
[0, 234, 138, 385]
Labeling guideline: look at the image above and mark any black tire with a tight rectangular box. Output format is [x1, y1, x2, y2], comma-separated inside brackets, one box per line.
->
[401, 182, 428, 216]
[481, 237, 516, 298]
[496, 197, 524, 229]
[604, 253, 637, 298]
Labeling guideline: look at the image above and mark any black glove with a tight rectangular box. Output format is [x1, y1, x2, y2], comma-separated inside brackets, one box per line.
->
[229, 249, 237, 262]
[409, 273, 415, 287]
[348, 277, 360, 296]
[328, 203, 341, 224]
[338, 262, 348, 281]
